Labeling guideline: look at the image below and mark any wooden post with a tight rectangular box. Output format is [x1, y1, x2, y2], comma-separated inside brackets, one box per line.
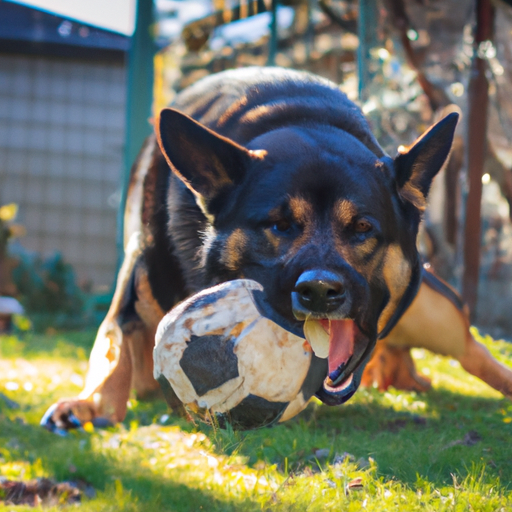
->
[461, 0, 494, 317]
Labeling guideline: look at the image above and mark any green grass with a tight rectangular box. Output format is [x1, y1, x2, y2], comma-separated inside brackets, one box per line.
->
[1, 328, 512, 511]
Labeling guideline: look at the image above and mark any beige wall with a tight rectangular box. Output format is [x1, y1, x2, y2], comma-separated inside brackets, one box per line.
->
[0, 54, 126, 291]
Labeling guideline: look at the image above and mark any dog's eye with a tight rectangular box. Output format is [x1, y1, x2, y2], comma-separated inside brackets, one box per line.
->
[271, 219, 292, 234]
[354, 219, 372, 233]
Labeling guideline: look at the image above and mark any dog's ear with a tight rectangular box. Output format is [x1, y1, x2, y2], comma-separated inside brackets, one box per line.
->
[394, 112, 459, 210]
[157, 108, 262, 200]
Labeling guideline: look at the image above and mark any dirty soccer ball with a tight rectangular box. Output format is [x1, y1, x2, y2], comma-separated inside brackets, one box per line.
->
[153, 279, 327, 430]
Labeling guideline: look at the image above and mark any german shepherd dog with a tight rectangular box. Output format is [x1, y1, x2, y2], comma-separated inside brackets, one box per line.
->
[42, 67, 512, 431]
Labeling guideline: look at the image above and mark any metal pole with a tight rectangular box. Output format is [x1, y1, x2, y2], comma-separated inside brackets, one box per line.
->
[461, 0, 494, 318]
[357, 0, 378, 102]
[268, 0, 278, 65]
[117, 0, 156, 264]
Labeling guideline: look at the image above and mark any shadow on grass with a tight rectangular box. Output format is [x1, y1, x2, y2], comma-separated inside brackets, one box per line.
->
[3, 328, 512, 503]
[196, 387, 512, 488]
[1, 385, 511, 509]
[66, 385, 512, 490]
[0, 416, 254, 512]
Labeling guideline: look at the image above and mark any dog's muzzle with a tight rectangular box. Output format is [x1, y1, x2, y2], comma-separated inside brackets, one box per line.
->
[289, 268, 374, 406]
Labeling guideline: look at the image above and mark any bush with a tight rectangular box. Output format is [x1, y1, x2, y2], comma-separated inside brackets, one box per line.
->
[10, 247, 100, 332]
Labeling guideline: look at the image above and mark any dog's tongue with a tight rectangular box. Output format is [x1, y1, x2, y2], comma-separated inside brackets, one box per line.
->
[303, 318, 354, 373]
[322, 319, 354, 374]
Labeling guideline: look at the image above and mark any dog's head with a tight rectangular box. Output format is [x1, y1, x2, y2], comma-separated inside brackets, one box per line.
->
[157, 107, 458, 406]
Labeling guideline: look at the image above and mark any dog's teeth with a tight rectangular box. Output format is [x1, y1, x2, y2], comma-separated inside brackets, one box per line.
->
[303, 319, 329, 359]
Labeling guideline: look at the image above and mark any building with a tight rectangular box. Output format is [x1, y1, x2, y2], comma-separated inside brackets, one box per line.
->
[0, 1, 129, 291]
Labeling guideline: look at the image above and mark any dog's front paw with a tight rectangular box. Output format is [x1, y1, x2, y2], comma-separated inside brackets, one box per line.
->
[40, 400, 112, 436]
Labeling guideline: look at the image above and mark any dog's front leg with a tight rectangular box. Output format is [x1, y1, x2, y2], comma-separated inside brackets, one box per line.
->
[397, 274, 512, 399]
[361, 342, 432, 392]
[363, 272, 512, 400]
[41, 234, 142, 432]
[458, 334, 512, 400]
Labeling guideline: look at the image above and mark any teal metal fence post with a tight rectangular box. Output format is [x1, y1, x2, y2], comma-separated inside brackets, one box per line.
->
[357, 0, 378, 102]
[268, 0, 278, 65]
[117, 0, 156, 267]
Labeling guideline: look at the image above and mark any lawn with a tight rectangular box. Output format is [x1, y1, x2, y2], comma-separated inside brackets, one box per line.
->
[1, 328, 512, 511]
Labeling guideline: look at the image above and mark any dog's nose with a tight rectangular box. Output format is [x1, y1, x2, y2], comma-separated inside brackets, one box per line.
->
[294, 270, 345, 313]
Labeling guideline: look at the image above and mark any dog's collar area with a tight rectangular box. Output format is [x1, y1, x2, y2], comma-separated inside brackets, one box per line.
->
[377, 257, 422, 340]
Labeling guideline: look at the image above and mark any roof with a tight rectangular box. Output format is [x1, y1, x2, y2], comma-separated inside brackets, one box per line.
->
[0, 1, 129, 59]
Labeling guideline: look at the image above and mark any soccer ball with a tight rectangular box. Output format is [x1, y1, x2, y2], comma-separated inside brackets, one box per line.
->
[153, 279, 327, 430]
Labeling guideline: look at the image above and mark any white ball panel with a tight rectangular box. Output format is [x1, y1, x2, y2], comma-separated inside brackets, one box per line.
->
[194, 375, 245, 410]
[235, 317, 311, 402]
[208, 378, 248, 413]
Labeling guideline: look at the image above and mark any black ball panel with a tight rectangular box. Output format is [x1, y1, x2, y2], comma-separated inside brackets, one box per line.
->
[179, 334, 239, 396]
[217, 394, 288, 430]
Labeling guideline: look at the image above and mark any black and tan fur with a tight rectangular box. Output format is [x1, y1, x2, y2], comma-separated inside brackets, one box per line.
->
[41, 67, 512, 429]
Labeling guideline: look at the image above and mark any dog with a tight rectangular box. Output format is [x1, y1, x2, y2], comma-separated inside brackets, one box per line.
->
[40, 67, 509, 431]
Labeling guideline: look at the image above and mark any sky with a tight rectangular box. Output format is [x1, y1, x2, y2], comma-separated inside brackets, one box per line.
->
[7, 0, 137, 35]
